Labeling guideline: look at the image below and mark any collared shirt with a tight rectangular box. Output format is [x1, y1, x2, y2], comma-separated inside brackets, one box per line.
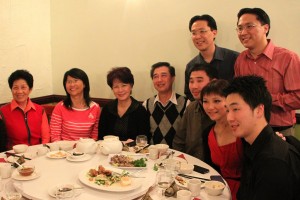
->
[185, 45, 239, 100]
[143, 92, 189, 147]
[154, 91, 178, 107]
[10, 99, 50, 144]
[10, 99, 36, 112]
[143, 91, 190, 108]
[0, 98, 50, 149]
[235, 40, 300, 126]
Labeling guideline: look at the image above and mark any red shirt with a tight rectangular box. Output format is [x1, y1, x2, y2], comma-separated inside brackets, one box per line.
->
[208, 128, 243, 200]
[235, 40, 300, 126]
[0, 98, 50, 149]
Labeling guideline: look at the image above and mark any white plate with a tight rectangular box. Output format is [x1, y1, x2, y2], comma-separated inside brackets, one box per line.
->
[78, 167, 142, 192]
[175, 176, 188, 188]
[108, 154, 148, 169]
[66, 154, 92, 162]
[11, 169, 40, 181]
[48, 183, 83, 198]
[46, 151, 68, 159]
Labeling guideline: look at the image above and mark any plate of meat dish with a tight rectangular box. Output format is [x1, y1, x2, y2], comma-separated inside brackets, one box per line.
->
[78, 165, 142, 192]
[109, 154, 148, 169]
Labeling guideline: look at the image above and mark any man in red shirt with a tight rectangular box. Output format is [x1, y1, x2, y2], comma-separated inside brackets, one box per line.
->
[234, 7, 300, 136]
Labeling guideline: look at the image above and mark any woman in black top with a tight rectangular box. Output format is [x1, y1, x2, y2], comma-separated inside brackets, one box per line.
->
[98, 67, 150, 142]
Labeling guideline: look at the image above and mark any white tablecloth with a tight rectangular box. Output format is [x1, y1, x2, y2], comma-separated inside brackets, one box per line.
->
[1, 143, 231, 200]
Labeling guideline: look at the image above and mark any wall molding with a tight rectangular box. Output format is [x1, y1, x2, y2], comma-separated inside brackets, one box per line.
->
[0, 95, 113, 107]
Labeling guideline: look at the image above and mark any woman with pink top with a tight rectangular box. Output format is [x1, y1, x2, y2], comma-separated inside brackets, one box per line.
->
[50, 68, 101, 141]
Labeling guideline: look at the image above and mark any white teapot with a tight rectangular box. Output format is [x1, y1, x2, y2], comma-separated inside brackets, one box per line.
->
[99, 135, 123, 155]
[76, 138, 98, 154]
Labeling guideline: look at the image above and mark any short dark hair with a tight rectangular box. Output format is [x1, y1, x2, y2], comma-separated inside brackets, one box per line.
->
[107, 67, 134, 88]
[224, 75, 272, 122]
[8, 69, 34, 89]
[237, 8, 271, 36]
[189, 14, 217, 32]
[190, 64, 219, 80]
[63, 68, 91, 109]
[150, 62, 175, 78]
[200, 79, 229, 102]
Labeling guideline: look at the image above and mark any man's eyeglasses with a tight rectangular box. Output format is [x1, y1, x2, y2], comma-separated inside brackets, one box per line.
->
[191, 29, 209, 36]
[236, 24, 257, 33]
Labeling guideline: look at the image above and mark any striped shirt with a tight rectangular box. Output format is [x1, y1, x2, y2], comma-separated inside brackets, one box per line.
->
[50, 101, 100, 141]
[235, 40, 300, 126]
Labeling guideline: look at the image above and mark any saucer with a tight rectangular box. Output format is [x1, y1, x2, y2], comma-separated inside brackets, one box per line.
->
[48, 183, 83, 198]
[66, 154, 92, 162]
[46, 150, 68, 159]
[11, 169, 41, 181]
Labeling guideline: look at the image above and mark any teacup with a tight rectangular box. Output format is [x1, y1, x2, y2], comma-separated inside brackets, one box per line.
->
[0, 163, 12, 179]
[37, 146, 49, 156]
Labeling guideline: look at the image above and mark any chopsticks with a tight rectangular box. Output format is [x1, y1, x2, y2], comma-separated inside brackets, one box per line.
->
[178, 173, 211, 182]
[135, 144, 151, 153]
[5, 152, 32, 160]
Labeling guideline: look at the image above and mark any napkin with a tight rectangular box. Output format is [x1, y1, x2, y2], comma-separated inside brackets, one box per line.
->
[177, 154, 188, 162]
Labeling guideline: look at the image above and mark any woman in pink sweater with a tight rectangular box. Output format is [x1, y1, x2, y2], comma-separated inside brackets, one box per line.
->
[50, 68, 100, 141]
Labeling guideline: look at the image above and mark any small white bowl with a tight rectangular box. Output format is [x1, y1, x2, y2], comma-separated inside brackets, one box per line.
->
[13, 144, 28, 153]
[179, 163, 194, 174]
[155, 144, 169, 154]
[204, 180, 225, 196]
[58, 141, 74, 151]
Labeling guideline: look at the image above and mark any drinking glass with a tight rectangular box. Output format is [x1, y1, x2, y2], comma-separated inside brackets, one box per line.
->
[5, 180, 22, 200]
[155, 170, 173, 199]
[164, 159, 181, 178]
[136, 135, 148, 147]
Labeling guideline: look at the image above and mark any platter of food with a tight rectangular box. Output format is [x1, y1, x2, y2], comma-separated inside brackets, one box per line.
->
[46, 150, 68, 159]
[78, 165, 142, 192]
[109, 154, 148, 169]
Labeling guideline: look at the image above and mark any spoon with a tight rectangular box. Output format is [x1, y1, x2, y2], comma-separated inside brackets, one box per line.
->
[58, 186, 84, 192]
[14, 161, 24, 168]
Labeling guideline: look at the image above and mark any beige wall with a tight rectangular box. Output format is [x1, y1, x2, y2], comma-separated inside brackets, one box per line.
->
[1, 0, 299, 103]
[50, 0, 300, 101]
[0, 0, 52, 103]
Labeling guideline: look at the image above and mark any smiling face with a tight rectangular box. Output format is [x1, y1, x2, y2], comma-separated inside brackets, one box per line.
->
[152, 66, 174, 94]
[191, 20, 217, 52]
[202, 93, 227, 122]
[112, 79, 132, 102]
[11, 79, 32, 106]
[189, 70, 211, 100]
[226, 93, 262, 142]
[237, 13, 269, 51]
[65, 76, 85, 98]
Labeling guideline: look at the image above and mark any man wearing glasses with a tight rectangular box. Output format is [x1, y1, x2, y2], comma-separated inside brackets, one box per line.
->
[234, 7, 300, 136]
[185, 14, 239, 101]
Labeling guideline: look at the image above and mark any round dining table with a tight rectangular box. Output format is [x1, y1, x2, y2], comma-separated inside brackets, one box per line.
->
[0, 143, 231, 200]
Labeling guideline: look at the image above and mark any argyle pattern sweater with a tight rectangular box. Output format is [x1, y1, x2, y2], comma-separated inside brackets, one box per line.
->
[145, 94, 188, 147]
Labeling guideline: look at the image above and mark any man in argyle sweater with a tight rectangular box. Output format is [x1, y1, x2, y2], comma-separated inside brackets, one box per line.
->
[143, 62, 189, 147]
